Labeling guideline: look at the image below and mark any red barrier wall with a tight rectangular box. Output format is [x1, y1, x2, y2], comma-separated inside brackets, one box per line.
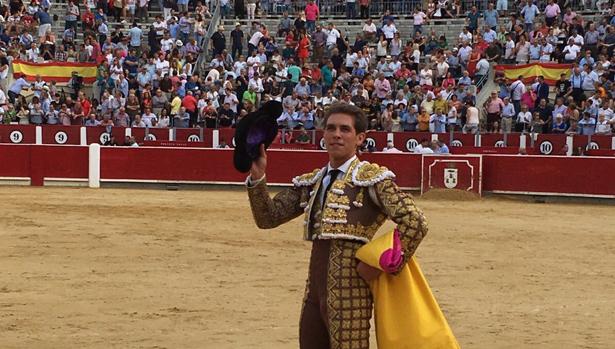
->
[0, 125, 36, 144]
[0, 144, 88, 185]
[42, 125, 81, 145]
[482, 155, 615, 197]
[86, 126, 126, 145]
[2, 144, 615, 197]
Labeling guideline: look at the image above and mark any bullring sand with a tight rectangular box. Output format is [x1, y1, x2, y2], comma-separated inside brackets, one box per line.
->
[1, 187, 614, 348]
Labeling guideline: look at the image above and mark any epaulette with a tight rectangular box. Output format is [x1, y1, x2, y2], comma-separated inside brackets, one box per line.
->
[351, 161, 396, 187]
[292, 167, 326, 187]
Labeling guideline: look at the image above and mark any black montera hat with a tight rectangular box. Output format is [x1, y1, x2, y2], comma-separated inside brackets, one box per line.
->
[233, 101, 282, 173]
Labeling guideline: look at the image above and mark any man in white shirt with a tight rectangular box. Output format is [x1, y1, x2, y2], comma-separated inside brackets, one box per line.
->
[458, 42, 473, 67]
[463, 101, 480, 134]
[326, 24, 340, 50]
[362, 18, 377, 41]
[414, 139, 435, 154]
[248, 28, 264, 56]
[141, 107, 157, 127]
[516, 103, 532, 132]
[155, 54, 170, 76]
[581, 64, 599, 97]
[412, 8, 427, 35]
[459, 28, 472, 44]
[381, 19, 397, 40]
[382, 140, 402, 153]
[562, 38, 581, 62]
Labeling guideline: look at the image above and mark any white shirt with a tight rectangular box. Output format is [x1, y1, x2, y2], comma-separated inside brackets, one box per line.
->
[161, 38, 175, 52]
[517, 111, 532, 123]
[249, 31, 264, 46]
[459, 31, 472, 43]
[458, 46, 472, 61]
[326, 28, 340, 46]
[381, 24, 397, 39]
[414, 144, 434, 154]
[319, 155, 356, 204]
[142, 112, 157, 127]
[563, 44, 580, 60]
[362, 23, 376, 33]
[466, 106, 479, 124]
[155, 59, 170, 75]
[413, 12, 427, 25]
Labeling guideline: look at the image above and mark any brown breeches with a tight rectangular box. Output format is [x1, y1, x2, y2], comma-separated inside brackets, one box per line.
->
[299, 239, 373, 349]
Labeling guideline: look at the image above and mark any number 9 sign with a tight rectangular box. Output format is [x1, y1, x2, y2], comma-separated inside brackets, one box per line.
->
[55, 131, 68, 144]
[10, 131, 23, 143]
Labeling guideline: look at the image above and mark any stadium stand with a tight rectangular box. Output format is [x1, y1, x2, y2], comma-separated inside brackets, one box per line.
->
[0, 0, 613, 152]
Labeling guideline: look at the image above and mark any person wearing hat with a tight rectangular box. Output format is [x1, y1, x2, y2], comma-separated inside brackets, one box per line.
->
[211, 25, 226, 56]
[245, 102, 428, 348]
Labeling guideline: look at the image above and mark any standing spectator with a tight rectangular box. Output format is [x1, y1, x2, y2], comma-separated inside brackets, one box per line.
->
[35, 7, 53, 38]
[466, 6, 480, 34]
[501, 97, 516, 133]
[359, 0, 369, 19]
[484, 91, 504, 133]
[516, 103, 532, 132]
[326, 23, 340, 51]
[346, 0, 357, 19]
[535, 75, 550, 106]
[129, 22, 142, 52]
[463, 101, 479, 134]
[520, 0, 540, 32]
[231, 23, 244, 60]
[182, 90, 198, 127]
[544, 0, 560, 27]
[211, 25, 227, 56]
[248, 26, 264, 56]
[65, 0, 80, 32]
[246, 0, 257, 21]
[483, 3, 498, 31]
[413, 8, 428, 35]
[304, 0, 319, 33]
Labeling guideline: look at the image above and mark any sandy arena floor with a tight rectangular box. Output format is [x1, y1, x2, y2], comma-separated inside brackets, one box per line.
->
[1, 187, 614, 349]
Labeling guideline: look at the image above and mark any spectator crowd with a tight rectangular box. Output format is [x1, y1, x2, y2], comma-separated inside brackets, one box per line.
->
[0, 0, 614, 139]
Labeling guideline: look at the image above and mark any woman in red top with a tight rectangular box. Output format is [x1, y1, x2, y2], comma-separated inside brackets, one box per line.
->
[296, 31, 310, 66]
[467, 50, 481, 77]
[441, 72, 456, 89]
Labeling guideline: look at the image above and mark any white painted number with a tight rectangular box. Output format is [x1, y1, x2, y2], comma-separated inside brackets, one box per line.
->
[586, 142, 599, 150]
[365, 137, 376, 148]
[539, 141, 553, 155]
[319, 138, 326, 150]
[55, 131, 68, 144]
[100, 132, 111, 144]
[188, 135, 201, 142]
[10, 130, 23, 143]
[406, 138, 418, 152]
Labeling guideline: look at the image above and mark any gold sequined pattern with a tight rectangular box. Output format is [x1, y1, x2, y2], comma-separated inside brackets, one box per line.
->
[374, 179, 429, 273]
[247, 178, 306, 229]
[327, 240, 372, 349]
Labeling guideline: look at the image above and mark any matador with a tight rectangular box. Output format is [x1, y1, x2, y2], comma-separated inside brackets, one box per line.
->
[245, 103, 428, 349]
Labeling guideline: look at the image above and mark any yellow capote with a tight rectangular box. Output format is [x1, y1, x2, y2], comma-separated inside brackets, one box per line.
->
[356, 231, 461, 349]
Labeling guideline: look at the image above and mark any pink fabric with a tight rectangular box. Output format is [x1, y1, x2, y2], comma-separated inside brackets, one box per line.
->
[379, 229, 403, 273]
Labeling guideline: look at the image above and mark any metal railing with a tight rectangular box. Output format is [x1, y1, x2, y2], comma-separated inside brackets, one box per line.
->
[252, 0, 591, 17]
[195, 0, 222, 75]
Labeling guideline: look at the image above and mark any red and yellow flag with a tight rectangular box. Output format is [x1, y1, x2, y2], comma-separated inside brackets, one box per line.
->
[494, 62, 572, 85]
[12, 60, 97, 84]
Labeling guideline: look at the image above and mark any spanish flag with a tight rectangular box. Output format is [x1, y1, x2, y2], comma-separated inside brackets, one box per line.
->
[494, 62, 573, 85]
[12, 60, 97, 84]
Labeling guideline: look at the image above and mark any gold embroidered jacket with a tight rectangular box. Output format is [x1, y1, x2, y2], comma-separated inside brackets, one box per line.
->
[247, 158, 428, 272]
